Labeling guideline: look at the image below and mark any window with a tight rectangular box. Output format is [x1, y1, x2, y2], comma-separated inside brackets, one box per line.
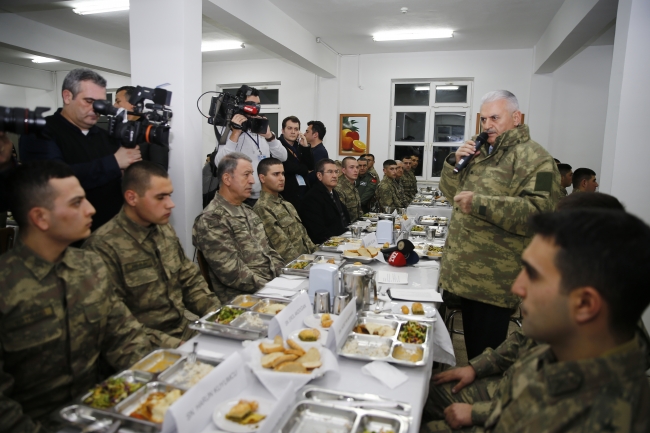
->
[390, 80, 472, 181]
[218, 83, 281, 136]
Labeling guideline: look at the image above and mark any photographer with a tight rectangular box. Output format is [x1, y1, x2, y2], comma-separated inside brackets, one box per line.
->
[19, 68, 141, 231]
[214, 87, 287, 206]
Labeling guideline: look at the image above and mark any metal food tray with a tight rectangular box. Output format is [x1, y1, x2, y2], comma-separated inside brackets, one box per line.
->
[192, 307, 269, 340]
[230, 294, 263, 309]
[60, 404, 160, 432]
[277, 401, 410, 433]
[341, 251, 376, 263]
[410, 225, 426, 236]
[282, 254, 344, 276]
[251, 298, 292, 318]
[320, 239, 360, 252]
[300, 386, 412, 415]
[158, 355, 222, 391]
[129, 349, 184, 377]
[361, 213, 379, 222]
[78, 370, 154, 409]
[114, 381, 183, 427]
[338, 317, 433, 367]
[199, 306, 248, 326]
[417, 215, 439, 226]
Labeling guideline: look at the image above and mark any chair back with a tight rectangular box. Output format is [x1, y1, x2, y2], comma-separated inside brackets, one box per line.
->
[0, 227, 15, 255]
[196, 249, 214, 292]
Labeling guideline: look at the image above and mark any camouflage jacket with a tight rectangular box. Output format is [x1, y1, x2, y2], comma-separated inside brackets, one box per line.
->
[561, 186, 568, 197]
[368, 166, 380, 180]
[84, 208, 220, 349]
[376, 177, 409, 210]
[253, 191, 317, 262]
[400, 169, 418, 202]
[0, 241, 152, 432]
[484, 339, 650, 432]
[439, 125, 562, 308]
[192, 193, 284, 304]
[356, 171, 379, 212]
[335, 175, 362, 222]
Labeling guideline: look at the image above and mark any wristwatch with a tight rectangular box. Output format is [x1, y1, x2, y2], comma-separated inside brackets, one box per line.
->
[265, 132, 276, 142]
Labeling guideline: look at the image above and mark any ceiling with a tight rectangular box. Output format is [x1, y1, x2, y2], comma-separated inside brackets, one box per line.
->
[0, 0, 614, 73]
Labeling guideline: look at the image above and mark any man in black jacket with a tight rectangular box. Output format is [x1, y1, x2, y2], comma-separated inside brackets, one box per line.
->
[19, 68, 141, 231]
[278, 116, 313, 212]
[299, 158, 350, 244]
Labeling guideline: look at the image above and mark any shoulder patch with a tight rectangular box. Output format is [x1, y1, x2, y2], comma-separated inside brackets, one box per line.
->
[534, 172, 553, 193]
[372, 179, 377, 183]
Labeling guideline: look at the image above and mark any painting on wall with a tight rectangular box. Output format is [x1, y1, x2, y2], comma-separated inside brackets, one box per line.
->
[339, 114, 370, 155]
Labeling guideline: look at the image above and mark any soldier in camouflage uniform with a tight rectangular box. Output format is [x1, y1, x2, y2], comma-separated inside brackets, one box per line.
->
[439, 90, 562, 359]
[571, 167, 598, 193]
[400, 156, 418, 202]
[356, 157, 378, 212]
[84, 162, 220, 348]
[361, 153, 380, 180]
[557, 163, 572, 197]
[376, 159, 409, 210]
[335, 157, 362, 222]
[193, 153, 284, 304]
[427, 210, 650, 432]
[253, 158, 316, 262]
[0, 161, 152, 433]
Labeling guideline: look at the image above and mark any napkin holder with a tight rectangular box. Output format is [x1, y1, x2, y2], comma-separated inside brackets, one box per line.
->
[376, 220, 393, 244]
[309, 263, 339, 303]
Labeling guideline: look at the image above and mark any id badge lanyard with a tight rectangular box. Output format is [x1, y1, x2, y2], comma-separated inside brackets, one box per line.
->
[244, 131, 266, 161]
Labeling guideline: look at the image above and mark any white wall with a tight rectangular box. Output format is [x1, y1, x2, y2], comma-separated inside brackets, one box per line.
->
[0, 83, 29, 107]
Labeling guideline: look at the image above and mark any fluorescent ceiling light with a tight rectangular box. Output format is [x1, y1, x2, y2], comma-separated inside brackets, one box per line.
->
[437, 85, 459, 90]
[201, 41, 245, 52]
[32, 56, 59, 63]
[373, 29, 454, 42]
[73, 0, 129, 15]
[414, 86, 429, 91]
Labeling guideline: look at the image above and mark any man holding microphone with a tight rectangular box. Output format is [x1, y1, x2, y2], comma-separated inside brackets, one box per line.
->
[439, 90, 562, 359]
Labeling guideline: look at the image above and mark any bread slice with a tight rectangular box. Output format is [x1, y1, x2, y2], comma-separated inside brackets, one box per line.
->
[296, 347, 321, 365]
[270, 353, 298, 368]
[284, 349, 305, 357]
[358, 248, 371, 258]
[274, 361, 308, 373]
[287, 339, 306, 352]
[343, 250, 360, 257]
[261, 352, 285, 368]
[259, 342, 284, 354]
[301, 360, 322, 370]
[367, 247, 379, 257]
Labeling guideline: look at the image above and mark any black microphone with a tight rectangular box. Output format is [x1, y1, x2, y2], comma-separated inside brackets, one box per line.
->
[453, 132, 489, 173]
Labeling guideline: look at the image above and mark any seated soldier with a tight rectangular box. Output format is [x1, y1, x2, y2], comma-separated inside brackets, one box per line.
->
[571, 167, 599, 193]
[427, 208, 650, 432]
[253, 157, 317, 262]
[192, 152, 284, 304]
[376, 159, 409, 210]
[0, 161, 152, 433]
[84, 161, 221, 348]
[335, 157, 362, 223]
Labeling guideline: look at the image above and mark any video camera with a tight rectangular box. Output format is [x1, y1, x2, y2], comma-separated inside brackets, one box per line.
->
[92, 86, 172, 149]
[0, 106, 50, 135]
[207, 85, 268, 145]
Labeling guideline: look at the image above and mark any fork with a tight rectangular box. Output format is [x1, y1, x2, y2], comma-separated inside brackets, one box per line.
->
[188, 342, 198, 364]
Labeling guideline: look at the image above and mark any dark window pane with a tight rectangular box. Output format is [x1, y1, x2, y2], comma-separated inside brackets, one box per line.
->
[433, 112, 466, 143]
[394, 84, 429, 106]
[435, 85, 468, 103]
[431, 146, 459, 177]
[222, 88, 279, 105]
[264, 113, 279, 137]
[395, 112, 426, 142]
[394, 145, 424, 177]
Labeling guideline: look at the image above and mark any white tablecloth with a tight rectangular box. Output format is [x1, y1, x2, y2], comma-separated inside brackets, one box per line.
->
[407, 204, 453, 219]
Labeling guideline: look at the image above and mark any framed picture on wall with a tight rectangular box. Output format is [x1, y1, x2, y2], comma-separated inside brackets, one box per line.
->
[476, 113, 524, 134]
[339, 114, 370, 155]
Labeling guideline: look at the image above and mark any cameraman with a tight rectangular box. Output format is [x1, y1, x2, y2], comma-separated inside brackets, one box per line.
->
[214, 87, 287, 206]
[114, 85, 169, 171]
[20, 68, 141, 231]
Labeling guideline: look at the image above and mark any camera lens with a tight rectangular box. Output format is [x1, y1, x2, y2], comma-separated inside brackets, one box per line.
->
[0, 106, 48, 135]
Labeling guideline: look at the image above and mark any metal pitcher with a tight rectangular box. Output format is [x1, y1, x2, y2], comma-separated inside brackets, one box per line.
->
[340, 264, 377, 310]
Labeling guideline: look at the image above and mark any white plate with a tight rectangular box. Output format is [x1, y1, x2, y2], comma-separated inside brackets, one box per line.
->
[212, 398, 275, 432]
[303, 313, 339, 330]
[390, 301, 437, 318]
[287, 328, 327, 347]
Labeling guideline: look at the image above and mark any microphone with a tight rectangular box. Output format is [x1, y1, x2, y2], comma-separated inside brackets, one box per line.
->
[453, 132, 489, 173]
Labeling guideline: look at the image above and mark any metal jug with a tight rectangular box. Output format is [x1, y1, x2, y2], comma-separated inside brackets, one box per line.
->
[340, 264, 377, 310]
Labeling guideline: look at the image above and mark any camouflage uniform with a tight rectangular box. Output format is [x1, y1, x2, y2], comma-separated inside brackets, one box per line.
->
[357, 171, 379, 212]
[335, 175, 362, 222]
[400, 168, 418, 202]
[439, 125, 562, 308]
[84, 208, 221, 349]
[561, 186, 568, 197]
[253, 191, 317, 263]
[0, 241, 152, 433]
[192, 193, 284, 304]
[570, 188, 583, 195]
[368, 166, 380, 180]
[376, 177, 409, 210]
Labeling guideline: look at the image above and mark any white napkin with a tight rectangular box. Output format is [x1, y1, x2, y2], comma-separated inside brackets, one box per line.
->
[413, 260, 439, 268]
[264, 277, 305, 290]
[256, 288, 300, 298]
[281, 274, 307, 280]
[388, 288, 442, 302]
[431, 321, 456, 366]
[361, 361, 408, 389]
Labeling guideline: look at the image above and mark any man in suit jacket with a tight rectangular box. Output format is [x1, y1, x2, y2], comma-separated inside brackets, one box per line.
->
[277, 116, 314, 212]
[299, 158, 350, 244]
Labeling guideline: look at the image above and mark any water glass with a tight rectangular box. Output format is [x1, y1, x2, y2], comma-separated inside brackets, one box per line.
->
[351, 225, 362, 238]
[426, 226, 436, 241]
[313, 291, 331, 314]
[384, 206, 392, 214]
[333, 294, 350, 315]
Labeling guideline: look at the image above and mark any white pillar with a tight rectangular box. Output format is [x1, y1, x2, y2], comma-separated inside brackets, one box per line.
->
[129, 0, 203, 254]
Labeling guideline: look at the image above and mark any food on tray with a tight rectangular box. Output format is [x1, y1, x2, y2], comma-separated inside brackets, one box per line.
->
[321, 313, 333, 328]
[412, 302, 425, 315]
[393, 346, 424, 363]
[226, 400, 266, 425]
[342, 339, 391, 358]
[363, 429, 395, 433]
[288, 261, 310, 269]
[382, 242, 390, 248]
[427, 245, 444, 256]
[401, 305, 410, 314]
[239, 300, 256, 308]
[323, 240, 341, 247]
[212, 306, 244, 324]
[394, 224, 401, 230]
[170, 361, 214, 388]
[363, 213, 378, 218]
[258, 338, 321, 373]
[130, 389, 182, 423]
[83, 377, 144, 409]
[353, 323, 395, 337]
[412, 225, 425, 232]
[343, 247, 379, 258]
[242, 313, 266, 328]
[298, 328, 321, 342]
[259, 303, 286, 315]
[398, 321, 427, 344]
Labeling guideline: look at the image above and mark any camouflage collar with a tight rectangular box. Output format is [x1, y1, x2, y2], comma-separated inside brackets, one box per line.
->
[116, 207, 159, 245]
[339, 176, 355, 188]
[258, 190, 283, 205]
[491, 124, 531, 151]
[14, 240, 82, 281]
[211, 192, 248, 217]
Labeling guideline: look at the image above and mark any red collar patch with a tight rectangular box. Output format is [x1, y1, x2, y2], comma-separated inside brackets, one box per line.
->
[371, 179, 377, 183]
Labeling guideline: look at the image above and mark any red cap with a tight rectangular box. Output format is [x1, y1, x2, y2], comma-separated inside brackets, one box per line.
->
[388, 251, 407, 267]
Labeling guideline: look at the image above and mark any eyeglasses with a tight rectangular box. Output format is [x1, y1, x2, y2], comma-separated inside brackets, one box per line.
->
[321, 170, 340, 175]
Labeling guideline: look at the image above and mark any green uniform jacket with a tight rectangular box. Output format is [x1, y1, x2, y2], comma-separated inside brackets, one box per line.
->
[369, 166, 380, 180]
[335, 176, 362, 223]
[357, 171, 379, 212]
[376, 177, 409, 209]
[84, 208, 221, 349]
[0, 242, 152, 432]
[484, 339, 650, 432]
[439, 125, 562, 308]
[192, 193, 284, 304]
[400, 169, 418, 202]
[253, 191, 317, 263]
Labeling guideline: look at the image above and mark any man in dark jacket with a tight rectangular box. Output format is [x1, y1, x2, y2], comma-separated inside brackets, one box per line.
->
[278, 116, 313, 212]
[299, 158, 350, 244]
